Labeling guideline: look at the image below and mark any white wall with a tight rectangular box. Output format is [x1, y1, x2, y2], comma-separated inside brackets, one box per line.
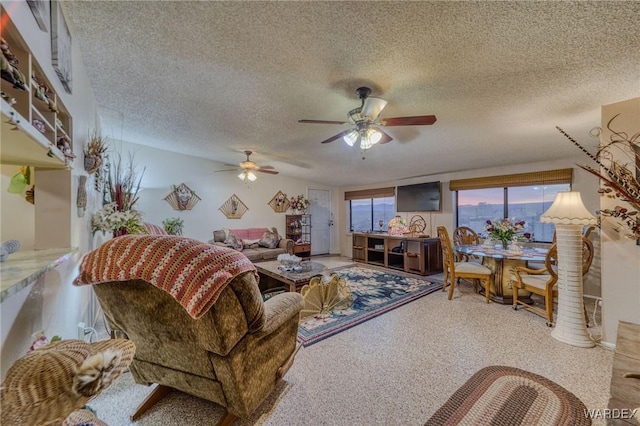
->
[338, 156, 602, 295]
[600, 98, 640, 345]
[1, 0, 100, 379]
[115, 141, 342, 253]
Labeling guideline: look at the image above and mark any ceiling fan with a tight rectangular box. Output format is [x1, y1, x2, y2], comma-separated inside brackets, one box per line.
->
[299, 86, 437, 152]
[215, 151, 279, 182]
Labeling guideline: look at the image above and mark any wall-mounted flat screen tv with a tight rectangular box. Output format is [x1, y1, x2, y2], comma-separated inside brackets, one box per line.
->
[396, 181, 441, 212]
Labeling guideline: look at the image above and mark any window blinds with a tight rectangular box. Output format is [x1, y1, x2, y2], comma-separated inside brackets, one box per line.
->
[449, 168, 572, 191]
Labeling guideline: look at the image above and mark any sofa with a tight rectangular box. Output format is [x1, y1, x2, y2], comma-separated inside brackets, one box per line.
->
[210, 227, 294, 262]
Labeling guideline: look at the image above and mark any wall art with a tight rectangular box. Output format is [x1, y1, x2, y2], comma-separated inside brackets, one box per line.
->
[27, 0, 50, 32]
[164, 183, 201, 210]
[219, 194, 248, 219]
[51, 0, 72, 93]
[268, 190, 288, 213]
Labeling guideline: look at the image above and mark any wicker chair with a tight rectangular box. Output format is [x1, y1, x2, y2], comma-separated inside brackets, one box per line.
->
[512, 237, 594, 326]
[437, 226, 492, 302]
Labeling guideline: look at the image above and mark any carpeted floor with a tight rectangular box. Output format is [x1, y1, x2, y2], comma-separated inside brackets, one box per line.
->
[88, 271, 613, 425]
[298, 266, 440, 347]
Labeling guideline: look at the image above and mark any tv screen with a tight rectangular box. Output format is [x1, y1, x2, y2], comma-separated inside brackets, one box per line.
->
[396, 181, 441, 212]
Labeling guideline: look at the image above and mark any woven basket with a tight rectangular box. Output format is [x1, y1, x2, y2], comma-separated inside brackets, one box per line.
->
[63, 408, 108, 426]
[1, 339, 135, 426]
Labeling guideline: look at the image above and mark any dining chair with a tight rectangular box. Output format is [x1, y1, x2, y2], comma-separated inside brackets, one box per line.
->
[512, 237, 594, 326]
[437, 226, 492, 303]
[453, 226, 481, 262]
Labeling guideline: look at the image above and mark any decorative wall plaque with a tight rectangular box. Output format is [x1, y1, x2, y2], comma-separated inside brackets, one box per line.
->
[219, 194, 248, 219]
[268, 190, 288, 213]
[164, 183, 201, 210]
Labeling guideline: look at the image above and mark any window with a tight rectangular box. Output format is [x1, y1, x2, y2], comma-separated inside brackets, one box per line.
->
[456, 184, 570, 242]
[349, 196, 395, 232]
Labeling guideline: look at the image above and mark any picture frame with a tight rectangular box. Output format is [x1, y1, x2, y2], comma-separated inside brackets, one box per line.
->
[26, 0, 50, 32]
[51, 0, 72, 93]
[268, 190, 288, 213]
[219, 194, 248, 219]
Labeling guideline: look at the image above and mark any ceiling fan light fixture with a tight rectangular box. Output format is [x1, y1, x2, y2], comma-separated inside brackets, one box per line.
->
[238, 170, 257, 182]
[343, 129, 359, 147]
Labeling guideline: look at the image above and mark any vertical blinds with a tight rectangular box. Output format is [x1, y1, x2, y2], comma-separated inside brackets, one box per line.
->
[448, 168, 573, 191]
[344, 187, 395, 200]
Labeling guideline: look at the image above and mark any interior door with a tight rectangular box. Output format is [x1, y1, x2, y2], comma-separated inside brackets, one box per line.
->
[309, 189, 331, 255]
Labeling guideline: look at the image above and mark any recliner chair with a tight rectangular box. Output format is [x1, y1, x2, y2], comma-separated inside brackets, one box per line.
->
[79, 236, 304, 425]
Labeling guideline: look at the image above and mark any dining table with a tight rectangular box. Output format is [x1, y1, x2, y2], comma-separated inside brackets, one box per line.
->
[453, 243, 549, 304]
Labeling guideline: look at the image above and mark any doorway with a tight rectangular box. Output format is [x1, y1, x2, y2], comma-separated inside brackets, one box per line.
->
[309, 189, 331, 255]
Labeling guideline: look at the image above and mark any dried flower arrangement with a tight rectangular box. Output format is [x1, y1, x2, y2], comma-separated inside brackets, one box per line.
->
[84, 130, 108, 174]
[557, 114, 640, 239]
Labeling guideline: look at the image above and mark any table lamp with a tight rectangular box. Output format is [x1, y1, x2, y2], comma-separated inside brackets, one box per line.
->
[541, 191, 596, 348]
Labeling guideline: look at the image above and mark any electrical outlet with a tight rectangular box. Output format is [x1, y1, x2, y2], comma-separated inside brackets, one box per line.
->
[77, 322, 86, 340]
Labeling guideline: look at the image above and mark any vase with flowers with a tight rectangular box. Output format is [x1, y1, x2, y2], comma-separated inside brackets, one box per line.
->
[91, 152, 146, 238]
[289, 194, 310, 214]
[485, 218, 526, 249]
[557, 114, 640, 240]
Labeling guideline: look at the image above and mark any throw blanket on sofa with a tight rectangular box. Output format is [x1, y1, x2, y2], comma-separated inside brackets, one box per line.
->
[74, 235, 257, 319]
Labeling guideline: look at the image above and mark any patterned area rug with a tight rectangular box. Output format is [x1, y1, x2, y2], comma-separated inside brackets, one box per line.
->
[424, 365, 591, 426]
[297, 266, 440, 347]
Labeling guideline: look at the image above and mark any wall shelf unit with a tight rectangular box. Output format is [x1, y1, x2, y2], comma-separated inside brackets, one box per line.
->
[1, 9, 72, 169]
[351, 233, 443, 276]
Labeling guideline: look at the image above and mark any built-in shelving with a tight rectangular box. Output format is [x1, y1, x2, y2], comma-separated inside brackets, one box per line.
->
[0, 8, 72, 169]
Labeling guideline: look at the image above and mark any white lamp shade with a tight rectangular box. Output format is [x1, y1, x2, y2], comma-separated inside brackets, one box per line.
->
[247, 171, 257, 181]
[343, 130, 358, 147]
[540, 191, 596, 225]
[361, 97, 388, 120]
[238, 171, 246, 181]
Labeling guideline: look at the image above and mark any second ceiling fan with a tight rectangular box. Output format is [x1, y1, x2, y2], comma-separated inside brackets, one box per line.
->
[215, 151, 278, 182]
[299, 86, 437, 152]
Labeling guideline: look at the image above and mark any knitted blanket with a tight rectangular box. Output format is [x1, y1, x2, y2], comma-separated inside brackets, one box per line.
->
[74, 235, 257, 319]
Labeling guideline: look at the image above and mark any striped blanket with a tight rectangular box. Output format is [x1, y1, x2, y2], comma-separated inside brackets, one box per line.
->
[74, 235, 257, 319]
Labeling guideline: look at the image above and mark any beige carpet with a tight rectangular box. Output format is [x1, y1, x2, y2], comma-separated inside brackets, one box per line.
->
[88, 262, 612, 425]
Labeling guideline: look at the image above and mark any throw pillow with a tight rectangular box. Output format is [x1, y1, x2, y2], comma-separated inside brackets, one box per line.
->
[224, 233, 244, 251]
[243, 239, 260, 249]
[259, 230, 280, 249]
[213, 229, 227, 242]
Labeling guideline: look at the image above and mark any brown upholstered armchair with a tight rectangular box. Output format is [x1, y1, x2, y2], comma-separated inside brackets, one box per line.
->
[77, 235, 304, 424]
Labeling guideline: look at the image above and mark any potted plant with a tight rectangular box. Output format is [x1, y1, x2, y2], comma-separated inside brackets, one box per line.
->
[162, 217, 184, 236]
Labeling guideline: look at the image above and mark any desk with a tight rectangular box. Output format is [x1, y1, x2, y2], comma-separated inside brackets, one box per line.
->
[454, 244, 548, 304]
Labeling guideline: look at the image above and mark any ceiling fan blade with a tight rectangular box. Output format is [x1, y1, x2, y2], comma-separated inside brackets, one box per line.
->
[361, 97, 388, 121]
[380, 115, 437, 126]
[257, 168, 279, 175]
[222, 163, 238, 167]
[377, 129, 393, 144]
[321, 129, 352, 144]
[215, 168, 237, 173]
[299, 119, 347, 125]
[258, 165, 275, 169]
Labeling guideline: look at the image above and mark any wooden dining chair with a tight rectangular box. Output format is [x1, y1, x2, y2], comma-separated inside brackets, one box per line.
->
[512, 237, 594, 326]
[437, 226, 492, 303]
[453, 226, 481, 262]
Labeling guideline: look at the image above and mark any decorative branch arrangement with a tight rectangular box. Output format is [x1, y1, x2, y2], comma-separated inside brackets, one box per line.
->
[557, 113, 640, 239]
[164, 183, 200, 210]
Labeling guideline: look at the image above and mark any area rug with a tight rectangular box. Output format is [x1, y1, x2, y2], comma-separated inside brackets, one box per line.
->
[424, 365, 591, 426]
[297, 266, 440, 347]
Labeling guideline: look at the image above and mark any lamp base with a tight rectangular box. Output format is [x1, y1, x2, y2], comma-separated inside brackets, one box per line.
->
[551, 326, 595, 348]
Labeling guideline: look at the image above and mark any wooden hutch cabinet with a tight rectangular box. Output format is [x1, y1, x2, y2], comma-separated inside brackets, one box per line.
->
[351, 233, 443, 276]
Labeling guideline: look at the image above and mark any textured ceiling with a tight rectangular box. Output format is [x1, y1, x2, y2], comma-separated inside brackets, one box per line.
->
[62, 1, 640, 187]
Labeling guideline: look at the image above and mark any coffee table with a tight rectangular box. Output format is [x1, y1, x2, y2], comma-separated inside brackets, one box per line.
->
[255, 260, 326, 293]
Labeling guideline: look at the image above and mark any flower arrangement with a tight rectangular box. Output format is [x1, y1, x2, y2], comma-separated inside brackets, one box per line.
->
[91, 202, 145, 236]
[485, 218, 526, 248]
[557, 114, 639, 239]
[289, 194, 309, 212]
